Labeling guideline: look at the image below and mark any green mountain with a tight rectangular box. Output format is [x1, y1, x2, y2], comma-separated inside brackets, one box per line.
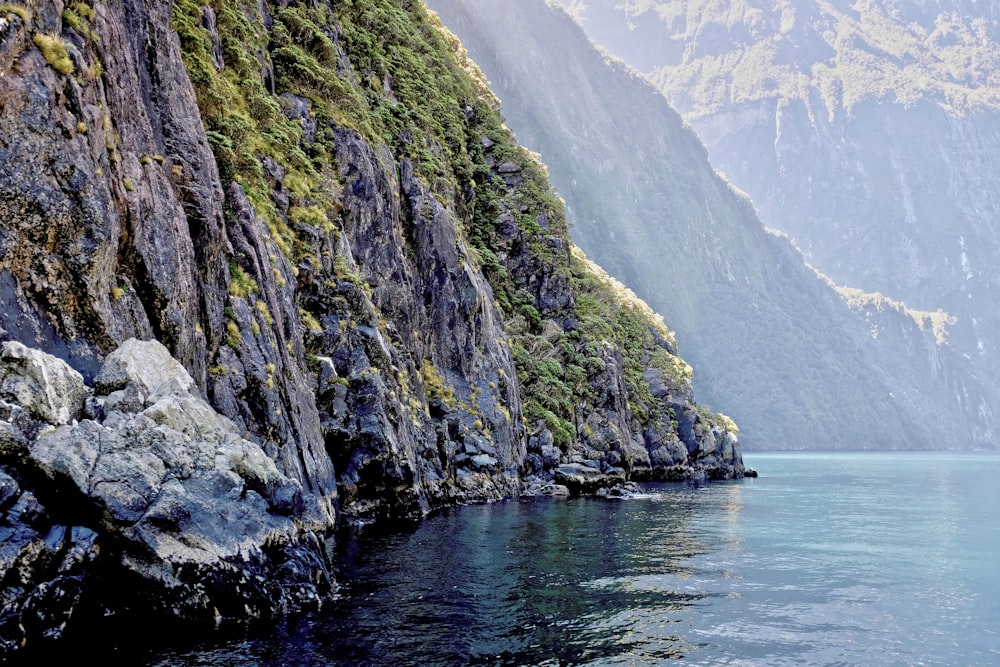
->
[427, 0, 986, 450]
[0, 0, 740, 653]
[564, 0, 1000, 446]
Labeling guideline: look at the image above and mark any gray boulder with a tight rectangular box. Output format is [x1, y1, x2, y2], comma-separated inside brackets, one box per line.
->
[553, 462, 627, 495]
[32, 338, 309, 559]
[0, 342, 86, 426]
[0, 340, 330, 654]
[93, 338, 196, 399]
[521, 480, 571, 497]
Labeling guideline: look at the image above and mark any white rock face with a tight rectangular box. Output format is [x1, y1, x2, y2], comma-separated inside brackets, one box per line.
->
[93, 337, 197, 399]
[0, 341, 86, 425]
[30, 338, 305, 557]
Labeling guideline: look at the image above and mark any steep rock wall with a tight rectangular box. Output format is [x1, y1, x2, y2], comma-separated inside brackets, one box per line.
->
[0, 0, 743, 654]
[427, 0, 968, 450]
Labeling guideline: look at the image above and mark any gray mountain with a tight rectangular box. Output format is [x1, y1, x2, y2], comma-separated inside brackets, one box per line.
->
[563, 0, 1000, 446]
[427, 0, 992, 449]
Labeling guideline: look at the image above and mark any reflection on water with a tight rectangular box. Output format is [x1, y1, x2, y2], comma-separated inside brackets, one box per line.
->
[137, 488, 730, 666]
[321, 492, 722, 666]
[90, 452, 1000, 666]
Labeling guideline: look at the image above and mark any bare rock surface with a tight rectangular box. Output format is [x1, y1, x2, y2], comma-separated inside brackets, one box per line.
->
[0, 339, 331, 654]
[0, 342, 86, 426]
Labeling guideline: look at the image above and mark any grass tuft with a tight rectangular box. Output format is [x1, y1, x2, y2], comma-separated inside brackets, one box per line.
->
[33, 33, 74, 75]
[0, 3, 31, 23]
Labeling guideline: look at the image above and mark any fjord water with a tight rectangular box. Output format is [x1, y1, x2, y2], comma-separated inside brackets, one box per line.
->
[148, 452, 1000, 666]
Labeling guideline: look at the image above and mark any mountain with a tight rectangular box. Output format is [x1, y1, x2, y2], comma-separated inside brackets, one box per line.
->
[0, 0, 741, 654]
[563, 0, 1000, 447]
[426, 0, 988, 450]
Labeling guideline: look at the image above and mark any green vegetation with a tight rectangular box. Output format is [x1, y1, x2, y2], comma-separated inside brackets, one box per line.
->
[255, 299, 274, 326]
[836, 285, 956, 346]
[226, 319, 241, 349]
[172, 0, 537, 255]
[427, 0, 987, 451]
[289, 204, 335, 234]
[300, 307, 322, 332]
[228, 261, 258, 298]
[421, 359, 456, 408]
[0, 3, 31, 23]
[33, 33, 74, 75]
[63, 1, 99, 42]
[646, 0, 1000, 118]
[171, 0, 716, 451]
[502, 242, 697, 448]
[469, 136, 696, 447]
[173, 0, 329, 260]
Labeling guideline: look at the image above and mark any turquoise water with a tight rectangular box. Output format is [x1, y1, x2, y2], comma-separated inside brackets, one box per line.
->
[136, 452, 1000, 664]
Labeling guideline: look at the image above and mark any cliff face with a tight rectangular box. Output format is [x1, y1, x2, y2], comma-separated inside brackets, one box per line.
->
[0, 0, 740, 653]
[565, 0, 1000, 447]
[426, 0, 979, 450]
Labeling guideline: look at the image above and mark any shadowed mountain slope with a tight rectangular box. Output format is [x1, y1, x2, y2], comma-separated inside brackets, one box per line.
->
[428, 0, 988, 450]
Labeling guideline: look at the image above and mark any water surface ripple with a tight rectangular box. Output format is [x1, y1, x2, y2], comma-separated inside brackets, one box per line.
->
[140, 451, 1000, 666]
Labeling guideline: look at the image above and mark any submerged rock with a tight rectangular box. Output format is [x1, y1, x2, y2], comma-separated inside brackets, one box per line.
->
[521, 480, 571, 497]
[595, 482, 645, 498]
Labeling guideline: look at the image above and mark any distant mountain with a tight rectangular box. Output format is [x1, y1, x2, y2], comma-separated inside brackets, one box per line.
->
[562, 0, 1000, 446]
[427, 0, 994, 449]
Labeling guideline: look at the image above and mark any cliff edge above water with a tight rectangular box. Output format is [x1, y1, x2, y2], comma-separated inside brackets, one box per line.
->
[0, 0, 742, 654]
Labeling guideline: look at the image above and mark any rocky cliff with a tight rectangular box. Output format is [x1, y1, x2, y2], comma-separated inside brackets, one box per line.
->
[0, 0, 741, 654]
[427, 0, 972, 450]
[565, 0, 1000, 448]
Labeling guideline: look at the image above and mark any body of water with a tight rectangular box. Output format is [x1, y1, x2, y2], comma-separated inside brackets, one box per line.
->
[127, 452, 1000, 664]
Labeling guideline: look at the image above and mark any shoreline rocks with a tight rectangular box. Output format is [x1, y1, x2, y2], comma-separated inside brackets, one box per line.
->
[0, 339, 332, 655]
[0, 337, 747, 657]
[0, 0, 742, 657]
[553, 462, 626, 495]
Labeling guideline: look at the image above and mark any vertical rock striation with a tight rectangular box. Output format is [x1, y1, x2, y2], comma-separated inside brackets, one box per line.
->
[0, 0, 743, 654]
[427, 0, 984, 451]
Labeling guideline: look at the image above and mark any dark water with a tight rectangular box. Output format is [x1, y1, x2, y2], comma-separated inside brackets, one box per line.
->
[130, 452, 1000, 665]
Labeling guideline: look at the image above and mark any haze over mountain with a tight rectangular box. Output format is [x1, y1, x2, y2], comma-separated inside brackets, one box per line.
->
[427, 0, 996, 449]
[561, 0, 1000, 447]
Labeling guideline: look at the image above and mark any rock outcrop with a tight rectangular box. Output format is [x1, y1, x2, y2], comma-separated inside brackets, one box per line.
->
[0, 339, 332, 652]
[0, 0, 743, 654]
